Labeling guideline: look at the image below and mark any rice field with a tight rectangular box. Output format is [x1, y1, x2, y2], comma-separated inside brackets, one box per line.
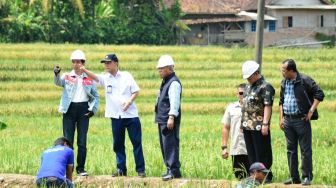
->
[0, 43, 335, 185]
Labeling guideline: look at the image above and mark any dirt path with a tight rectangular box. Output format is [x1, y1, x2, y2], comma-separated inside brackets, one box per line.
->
[0, 174, 335, 187]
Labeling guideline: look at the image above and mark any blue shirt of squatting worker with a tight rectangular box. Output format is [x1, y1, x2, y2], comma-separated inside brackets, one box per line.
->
[36, 137, 74, 188]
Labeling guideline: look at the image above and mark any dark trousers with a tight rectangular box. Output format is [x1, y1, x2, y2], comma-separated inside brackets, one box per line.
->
[63, 102, 89, 172]
[284, 117, 313, 180]
[232, 155, 250, 179]
[36, 177, 73, 188]
[111, 117, 145, 173]
[158, 122, 181, 176]
[243, 129, 273, 181]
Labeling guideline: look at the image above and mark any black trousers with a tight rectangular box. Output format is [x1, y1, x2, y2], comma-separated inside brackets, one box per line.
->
[63, 102, 89, 172]
[158, 122, 181, 176]
[284, 117, 313, 180]
[232, 155, 250, 179]
[243, 129, 273, 181]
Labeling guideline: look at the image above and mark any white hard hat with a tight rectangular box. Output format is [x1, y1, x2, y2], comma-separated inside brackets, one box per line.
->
[242, 60, 259, 79]
[157, 55, 174, 68]
[70, 50, 86, 60]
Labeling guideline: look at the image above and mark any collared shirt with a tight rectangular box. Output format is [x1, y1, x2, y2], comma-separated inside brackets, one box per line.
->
[221, 101, 247, 155]
[97, 70, 139, 118]
[283, 79, 299, 115]
[70, 71, 89, 102]
[168, 81, 181, 117]
[241, 76, 275, 131]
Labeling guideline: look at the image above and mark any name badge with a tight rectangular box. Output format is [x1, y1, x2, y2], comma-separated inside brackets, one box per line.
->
[107, 85, 112, 94]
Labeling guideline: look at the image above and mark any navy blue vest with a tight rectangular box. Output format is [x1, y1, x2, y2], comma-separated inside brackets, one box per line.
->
[155, 73, 182, 124]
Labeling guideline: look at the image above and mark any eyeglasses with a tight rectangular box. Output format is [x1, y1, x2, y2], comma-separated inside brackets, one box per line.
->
[239, 92, 244, 95]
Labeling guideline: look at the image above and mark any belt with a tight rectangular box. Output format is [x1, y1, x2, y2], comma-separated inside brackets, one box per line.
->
[71, 101, 88, 105]
[45, 177, 58, 181]
[284, 114, 305, 119]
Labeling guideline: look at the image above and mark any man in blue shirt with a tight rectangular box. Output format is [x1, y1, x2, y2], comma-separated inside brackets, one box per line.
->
[36, 137, 74, 188]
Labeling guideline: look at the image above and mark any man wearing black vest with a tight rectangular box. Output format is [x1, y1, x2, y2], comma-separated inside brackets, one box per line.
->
[155, 55, 182, 181]
[279, 59, 324, 186]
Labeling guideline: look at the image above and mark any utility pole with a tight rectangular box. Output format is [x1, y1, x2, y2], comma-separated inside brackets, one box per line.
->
[255, 0, 265, 72]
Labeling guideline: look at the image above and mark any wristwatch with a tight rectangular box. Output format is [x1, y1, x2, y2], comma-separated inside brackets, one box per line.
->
[221, 145, 227, 150]
[262, 122, 270, 126]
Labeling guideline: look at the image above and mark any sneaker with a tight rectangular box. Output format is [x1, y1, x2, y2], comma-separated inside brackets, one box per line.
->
[77, 170, 88, 176]
[302, 177, 311, 186]
[283, 178, 301, 185]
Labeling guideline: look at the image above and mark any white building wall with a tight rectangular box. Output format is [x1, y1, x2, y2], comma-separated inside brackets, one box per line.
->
[268, 9, 336, 28]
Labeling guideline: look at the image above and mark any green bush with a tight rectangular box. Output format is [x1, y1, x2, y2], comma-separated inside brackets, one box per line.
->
[315, 32, 335, 48]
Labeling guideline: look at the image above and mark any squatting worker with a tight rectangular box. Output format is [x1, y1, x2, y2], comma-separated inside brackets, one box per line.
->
[236, 162, 270, 188]
[221, 83, 249, 179]
[80, 54, 146, 177]
[36, 137, 74, 188]
[155, 55, 182, 181]
[54, 49, 99, 176]
[279, 59, 324, 186]
[241, 60, 275, 183]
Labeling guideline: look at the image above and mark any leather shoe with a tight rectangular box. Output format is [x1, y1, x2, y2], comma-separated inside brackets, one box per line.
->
[283, 178, 301, 184]
[138, 171, 146, 178]
[162, 173, 174, 181]
[112, 169, 127, 177]
[302, 177, 311, 186]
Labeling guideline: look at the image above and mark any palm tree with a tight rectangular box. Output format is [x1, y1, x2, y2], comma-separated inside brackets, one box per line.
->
[29, 0, 84, 17]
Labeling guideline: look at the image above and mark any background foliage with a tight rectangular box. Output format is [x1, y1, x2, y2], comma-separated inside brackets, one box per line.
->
[0, 0, 186, 44]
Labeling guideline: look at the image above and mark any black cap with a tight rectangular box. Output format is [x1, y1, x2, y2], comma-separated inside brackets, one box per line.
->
[101, 54, 118, 63]
[249, 162, 270, 173]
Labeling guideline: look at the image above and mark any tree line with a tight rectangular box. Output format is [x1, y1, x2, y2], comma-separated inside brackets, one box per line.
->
[0, 0, 188, 44]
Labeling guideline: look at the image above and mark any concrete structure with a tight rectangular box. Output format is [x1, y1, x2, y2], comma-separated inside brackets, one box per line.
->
[163, 0, 336, 46]
[259, 0, 336, 46]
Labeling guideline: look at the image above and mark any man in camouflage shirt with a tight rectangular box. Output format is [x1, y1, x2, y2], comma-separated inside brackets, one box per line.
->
[241, 61, 275, 183]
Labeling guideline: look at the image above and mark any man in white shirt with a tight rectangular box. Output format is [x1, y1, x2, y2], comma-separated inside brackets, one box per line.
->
[80, 54, 146, 177]
[221, 83, 249, 179]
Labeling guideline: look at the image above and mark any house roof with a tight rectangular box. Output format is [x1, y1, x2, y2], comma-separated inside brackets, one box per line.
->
[266, 5, 336, 9]
[238, 0, 277, 11]
[235, 0, 334, 10]
[162, 0, 238, 14]
[237, 11, 277, 20]
[182, 16, 251, 25]
[162, 0, 336, 13]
